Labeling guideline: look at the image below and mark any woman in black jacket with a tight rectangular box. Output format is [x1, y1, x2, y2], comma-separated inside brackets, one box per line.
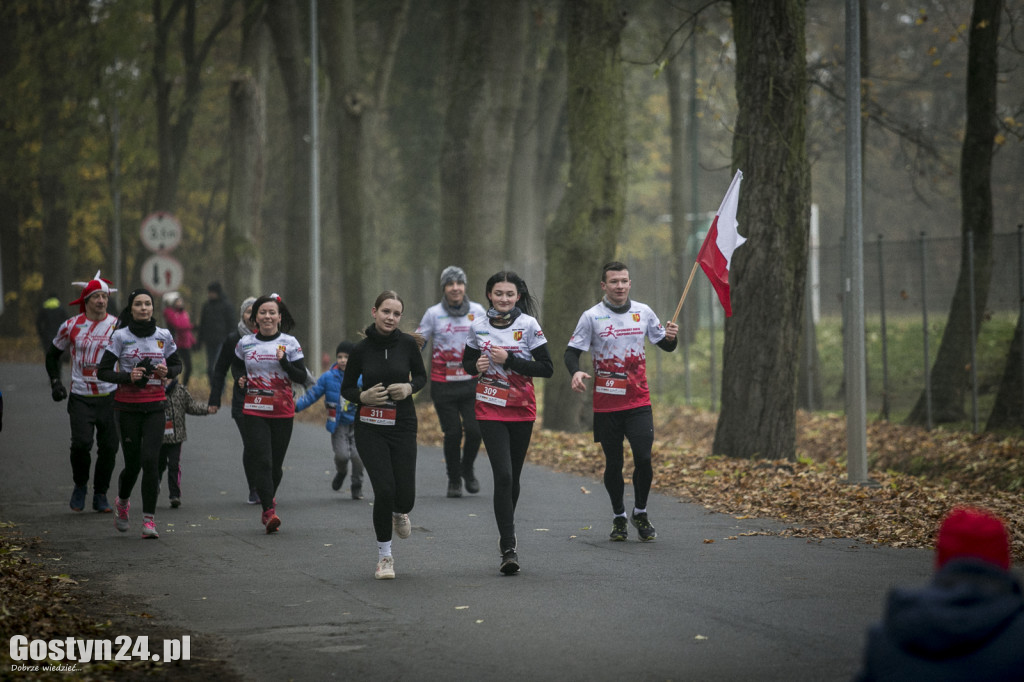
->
[340, 290, 427, 580]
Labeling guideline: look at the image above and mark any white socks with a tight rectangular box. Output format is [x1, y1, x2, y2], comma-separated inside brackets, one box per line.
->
[377, 540, 392, 559]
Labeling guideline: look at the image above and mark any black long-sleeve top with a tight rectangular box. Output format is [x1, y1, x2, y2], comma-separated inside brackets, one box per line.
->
[563, 336, 677, 376]
[340, 325, 427, 431]
[208, 329, 245, 417]
[227, 332, 309, 386]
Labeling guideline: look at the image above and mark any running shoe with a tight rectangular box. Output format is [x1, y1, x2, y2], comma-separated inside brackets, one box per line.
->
[393, 513, 412, 539]
[69, 485, 87, 512]
[92, 492, 112, 513]
[262, 508, 281, 534]
[375, 555, 395, 580]
[114, 497, 130, 532]
[499, 548, 520, 575]
[630, 512, 657, 541]
[463, 471, 480, 495]
[141, 519, 159, 539]
[446, 479, 462, 498]
[247, 488, 260, 505]
[331, 471, 346, 491]
[351, 485, 363, 500]
[169, 497, 181, 509]
[609, 516, 628, 541]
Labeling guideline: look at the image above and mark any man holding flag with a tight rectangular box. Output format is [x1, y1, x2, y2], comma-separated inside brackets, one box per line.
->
[564, 262, 678, 542]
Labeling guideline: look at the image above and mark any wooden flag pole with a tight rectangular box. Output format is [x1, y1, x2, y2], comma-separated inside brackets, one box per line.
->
[670, 261, 701, 325]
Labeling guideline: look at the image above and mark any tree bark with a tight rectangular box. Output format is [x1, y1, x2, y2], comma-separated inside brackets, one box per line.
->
[986, 315, 1023, 430]
[541, 0, 627, 433]
[225, 0, 267, 306]
[906, 0, 1000, 426]
[713, 0, 809, 460]
[439, 2, 528, 290]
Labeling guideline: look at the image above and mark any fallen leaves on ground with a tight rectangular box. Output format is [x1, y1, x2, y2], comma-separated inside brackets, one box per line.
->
[419, 405, 1023, 561]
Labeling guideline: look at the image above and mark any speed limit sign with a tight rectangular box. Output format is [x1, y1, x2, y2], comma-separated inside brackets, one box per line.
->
[140, 212, 182, 253]
[141, 254, 184, 295]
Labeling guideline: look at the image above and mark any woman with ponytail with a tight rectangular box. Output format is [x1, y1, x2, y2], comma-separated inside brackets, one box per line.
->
[97, 288, 182, 539]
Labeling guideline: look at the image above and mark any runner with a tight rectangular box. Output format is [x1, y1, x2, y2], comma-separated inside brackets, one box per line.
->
[231, 293, 308, 534]
[564, 261, 677, 542]
[96, 288, 182, 539]
[462, 271, 552, 575]
[45, 271, 120, 513]
[340, 291, 427, 580]
[416, 266, 486, 498]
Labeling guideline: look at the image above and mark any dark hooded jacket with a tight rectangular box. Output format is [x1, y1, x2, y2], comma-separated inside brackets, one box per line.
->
[857, 559, 1024, 681]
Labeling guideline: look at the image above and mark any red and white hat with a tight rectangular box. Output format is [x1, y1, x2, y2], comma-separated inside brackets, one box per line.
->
[69, 270, 117, 313]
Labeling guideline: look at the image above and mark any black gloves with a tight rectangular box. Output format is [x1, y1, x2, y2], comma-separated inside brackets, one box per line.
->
[50, 377, 67, 402]
[132, 358, 155, 387]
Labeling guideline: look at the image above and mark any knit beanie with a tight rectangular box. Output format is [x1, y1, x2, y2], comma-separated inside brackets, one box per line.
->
[440, 265, 467, 289]
[336, 341, 356, 355]
[935, 506, 1011, 570]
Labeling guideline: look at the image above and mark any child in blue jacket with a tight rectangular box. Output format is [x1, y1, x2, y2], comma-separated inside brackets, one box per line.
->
[296, 341, 364, 499]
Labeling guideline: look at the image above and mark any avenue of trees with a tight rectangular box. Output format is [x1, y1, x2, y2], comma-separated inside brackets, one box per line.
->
[1, 0, 1022, 454]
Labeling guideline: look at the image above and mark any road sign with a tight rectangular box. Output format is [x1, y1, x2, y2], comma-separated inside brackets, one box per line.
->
[140, 254, 184, 295]
[140, 212, 182, 252]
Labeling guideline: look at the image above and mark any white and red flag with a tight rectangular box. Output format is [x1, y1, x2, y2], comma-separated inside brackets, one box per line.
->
[697, 169, 745, 316]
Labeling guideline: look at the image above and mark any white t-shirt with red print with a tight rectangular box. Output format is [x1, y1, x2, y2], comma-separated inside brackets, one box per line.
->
[52, 313, 119, 396]
[466, 314, 547, 422]
[105, 327, 178, 404]
[416, 300, 487, 383]
[235, 333, 304, 418]
[567, 300, 667, 413]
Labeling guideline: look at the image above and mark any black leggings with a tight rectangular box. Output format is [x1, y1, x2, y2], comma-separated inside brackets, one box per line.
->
[115, 409, 165, 514]
[479, 419, 534, 551]
[355, 425, 417, 542]
[241, 415, 293, 513]
[232, 414, 254, 491]
[595, 406, 654, 515]
[431, 380, 482, 480]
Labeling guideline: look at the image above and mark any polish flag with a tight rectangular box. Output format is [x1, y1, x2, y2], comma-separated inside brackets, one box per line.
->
[697, 170, 745, 316]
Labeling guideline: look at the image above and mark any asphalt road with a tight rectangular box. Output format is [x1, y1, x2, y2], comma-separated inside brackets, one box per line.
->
[1, 361, 934, 681]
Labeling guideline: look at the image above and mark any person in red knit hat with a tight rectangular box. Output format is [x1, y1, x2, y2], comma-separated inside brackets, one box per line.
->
[856, 506, 1023, 681]
[44, 271, 121, 513]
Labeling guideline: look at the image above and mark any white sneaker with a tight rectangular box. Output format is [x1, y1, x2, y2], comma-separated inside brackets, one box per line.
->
[392, 513, 411, 539]
[375, 556, 395, 580]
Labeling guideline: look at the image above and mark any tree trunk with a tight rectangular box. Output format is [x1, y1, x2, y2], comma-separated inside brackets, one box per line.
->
[713, 0, 809, 460]
[986, 315, 1023, 430]
[906, 0, 1000, 426]
[541, 0, 627, 433]
[266, 0, 312, 338]
[439, 2, 528, 290]
[225, 0, 268, 306]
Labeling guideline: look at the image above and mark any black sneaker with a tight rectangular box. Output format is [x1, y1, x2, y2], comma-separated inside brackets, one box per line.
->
[499, 548, 520, 575]
[630, 512, 657, 541]
[447, 479, 462, 498]
[351, 485, 363, 500]
[331, 471, 346, 491]
[609, 516, 628, 541]
[463, 473, 480, 495]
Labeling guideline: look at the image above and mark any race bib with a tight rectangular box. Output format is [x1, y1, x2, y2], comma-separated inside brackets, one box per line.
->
[83, 364, 99, 383]
[164, 412, 174, 437]
[445, 361, 470, 382]
[359, 404, 396, 426]
[476, 376, 510, 407]
[595, 371, 627, 396]
[244, 388, 276, 412]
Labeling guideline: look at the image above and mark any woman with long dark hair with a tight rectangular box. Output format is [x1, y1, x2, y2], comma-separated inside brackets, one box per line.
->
[97, 288, 182, 539]
[462, 271, 553, 575]
[231, 293, 308, 534]
[340, 291, 427, 580]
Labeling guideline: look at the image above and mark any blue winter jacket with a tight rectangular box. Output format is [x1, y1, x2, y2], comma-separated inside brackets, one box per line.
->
[295, 364, 356, 433]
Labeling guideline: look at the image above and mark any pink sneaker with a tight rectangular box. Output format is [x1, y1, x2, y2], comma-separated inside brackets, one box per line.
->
[114, 497, 130, 533]
[261, 508, 280, 534]
[141, 519, 159, 539]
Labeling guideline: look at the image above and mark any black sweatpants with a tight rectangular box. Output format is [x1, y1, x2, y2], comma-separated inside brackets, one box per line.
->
[115, 408, 165, 515]
[355, 425, 417, 542]
[67, 393, 118, 492]
[158, 442, 183, 499]
[431, 380, 482, 481]
[479, 419, 534, 552]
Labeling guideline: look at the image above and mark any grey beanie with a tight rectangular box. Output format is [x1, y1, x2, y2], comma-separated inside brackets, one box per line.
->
[440, 265, 467, 288]
[239, 296, 258, 321]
